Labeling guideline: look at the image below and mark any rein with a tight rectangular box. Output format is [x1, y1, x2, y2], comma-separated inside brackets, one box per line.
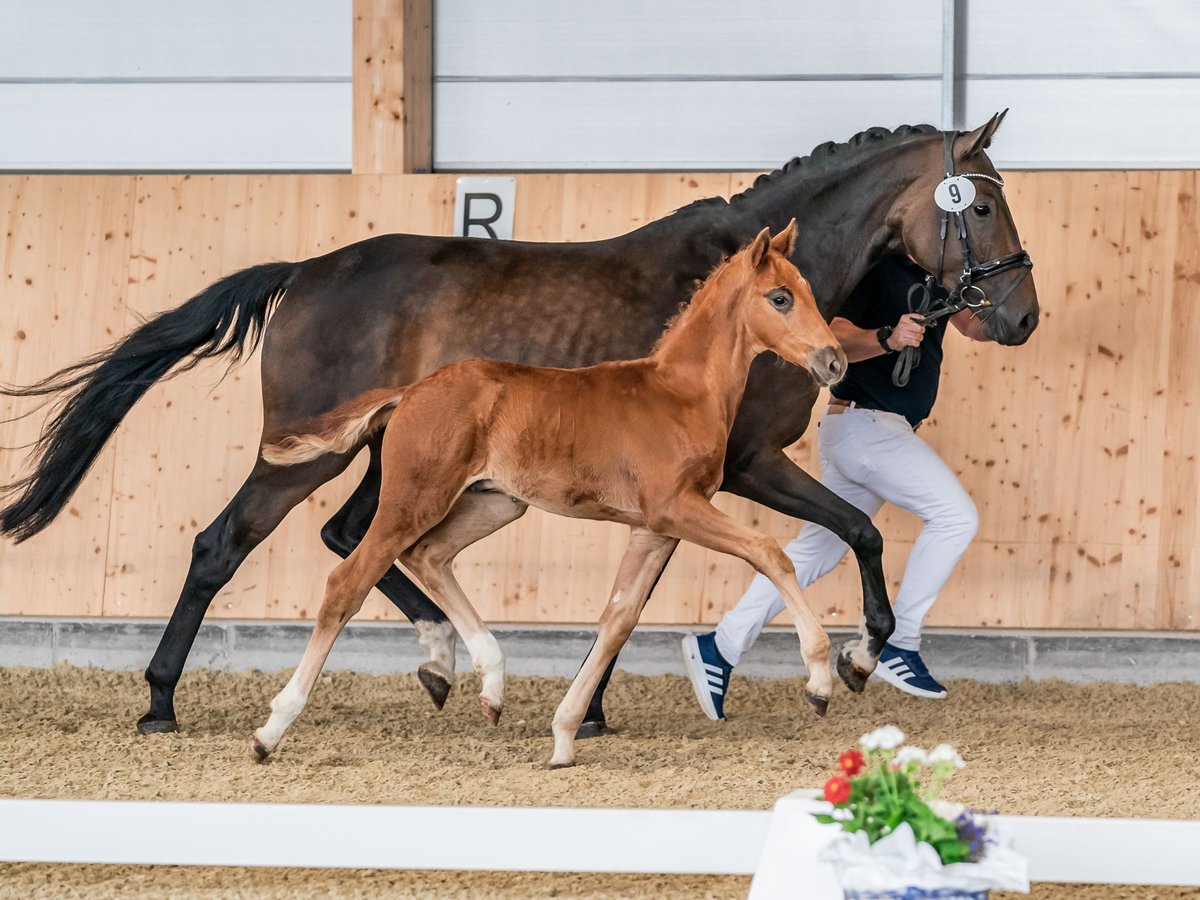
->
[891, 131, 1034, 387]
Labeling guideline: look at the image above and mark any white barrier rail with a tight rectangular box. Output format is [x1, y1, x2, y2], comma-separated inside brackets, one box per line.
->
[1, 796, 1198, 894]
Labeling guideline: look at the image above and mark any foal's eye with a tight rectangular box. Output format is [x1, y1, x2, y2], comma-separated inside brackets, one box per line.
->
[973, 204, 991, 218]
[767, 289, 793, 312]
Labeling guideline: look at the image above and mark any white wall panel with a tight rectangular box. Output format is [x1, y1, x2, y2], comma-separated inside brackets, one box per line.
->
[436, 0, 941, 78]
[966, 0, 1199, 75]
[967, 80, 1200, 169]
[0, 84, 351, 170]
[434, 81, 941, 170]
[0, 0, 350, 79]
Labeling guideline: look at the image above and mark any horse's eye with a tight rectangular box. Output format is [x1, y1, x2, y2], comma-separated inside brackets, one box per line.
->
[768, 289, 793, 311]
[973, 204, 991, 217]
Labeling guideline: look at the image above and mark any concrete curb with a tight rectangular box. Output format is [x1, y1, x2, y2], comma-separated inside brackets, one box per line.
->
[2, 617, 1199, 685]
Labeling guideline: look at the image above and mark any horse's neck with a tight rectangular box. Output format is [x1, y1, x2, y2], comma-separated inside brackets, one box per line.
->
[723, 150, 925, 316]
[650, 275, 756, 428]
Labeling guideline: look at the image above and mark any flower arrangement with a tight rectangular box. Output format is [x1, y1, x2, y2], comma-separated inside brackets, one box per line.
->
[813, 726, 1028, 898]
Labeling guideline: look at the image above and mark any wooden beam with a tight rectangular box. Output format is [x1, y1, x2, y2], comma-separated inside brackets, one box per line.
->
[352, 0, 432, 174]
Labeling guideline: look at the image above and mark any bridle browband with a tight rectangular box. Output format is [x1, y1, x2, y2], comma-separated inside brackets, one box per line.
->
[892, 130, 1034, 387]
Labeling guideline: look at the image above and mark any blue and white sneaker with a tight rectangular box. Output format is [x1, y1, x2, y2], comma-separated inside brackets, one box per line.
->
[874, 643, 947, 699]
[681, 632, 733, 720]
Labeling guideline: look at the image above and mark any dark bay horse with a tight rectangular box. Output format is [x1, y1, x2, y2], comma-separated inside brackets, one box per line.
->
[0, 115, 1039, 736]
[251, 224, 845, 767]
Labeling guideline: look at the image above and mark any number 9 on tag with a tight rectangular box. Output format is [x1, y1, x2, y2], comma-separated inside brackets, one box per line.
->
[934, 175, 976, 213]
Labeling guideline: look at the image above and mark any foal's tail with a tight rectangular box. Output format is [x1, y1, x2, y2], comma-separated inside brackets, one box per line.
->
[261, 388, 406, 467]
[0, 261, 296, 542]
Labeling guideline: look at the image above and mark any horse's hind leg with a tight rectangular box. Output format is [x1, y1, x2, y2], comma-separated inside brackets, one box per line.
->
[138, 453, 352, 735]
[401, 488, 529, 723]
[321, 438, 459, 708]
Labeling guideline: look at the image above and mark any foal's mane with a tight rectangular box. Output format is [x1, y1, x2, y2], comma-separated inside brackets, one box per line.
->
[650, 246, 752, 355]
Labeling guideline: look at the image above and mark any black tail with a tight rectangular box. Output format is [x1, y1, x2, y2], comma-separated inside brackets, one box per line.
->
[0, 261, 296, 542]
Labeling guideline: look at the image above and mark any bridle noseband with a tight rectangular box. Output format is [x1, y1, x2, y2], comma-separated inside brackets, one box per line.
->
[892, 131, 1034, 387]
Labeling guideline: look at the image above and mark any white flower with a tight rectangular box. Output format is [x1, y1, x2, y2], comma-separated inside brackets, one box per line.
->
[859, 725, 906, 751]
[894, 745, 928, 767]
[930, 799, 967, 822]
[928, 743, 965, 768]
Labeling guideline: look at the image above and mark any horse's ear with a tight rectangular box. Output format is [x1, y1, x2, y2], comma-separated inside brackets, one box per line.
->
[748, 226, 773, 268]
[957, 109, 1008, 160]
[770, 218, 798, 257]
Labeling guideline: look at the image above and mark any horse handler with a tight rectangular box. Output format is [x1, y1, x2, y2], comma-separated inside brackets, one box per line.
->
[683, 254, 990, 717]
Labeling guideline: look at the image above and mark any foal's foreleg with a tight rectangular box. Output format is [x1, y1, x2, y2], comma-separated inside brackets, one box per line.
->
[723, 449, 892, 693]
[655, 493, 834, 715]
[549, 529, 679, 769]
[400, 489, 529, 723]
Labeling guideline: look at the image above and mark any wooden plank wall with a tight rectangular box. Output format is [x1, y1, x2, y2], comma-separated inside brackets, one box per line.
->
[2, 171, 1198, 631]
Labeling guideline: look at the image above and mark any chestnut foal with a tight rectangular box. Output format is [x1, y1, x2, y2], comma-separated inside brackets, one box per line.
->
[251, 222, 846, 767]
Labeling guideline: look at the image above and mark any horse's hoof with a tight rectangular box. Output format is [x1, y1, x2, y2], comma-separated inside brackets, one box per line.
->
[575, 719, 607, 740]
[480, 696, 502, 726]
[804, 690, 830, 717]
[136, 714, 178, 735]
[417, 663, 453, 710]
[836, 650, 871, 695]
[548, 760, 576, 771]
[249, 735, 271, 763]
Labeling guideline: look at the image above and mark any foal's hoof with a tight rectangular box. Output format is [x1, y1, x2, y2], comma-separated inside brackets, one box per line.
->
[836, 649, 872, 695]
[480, 696, 502, 726]
[548, 759, 576, 771]
[803, 690, 830, 717]
[136, 714, 178, 735]
[249, 734, 271, 763]
[417, 662, 453, 710]
[575, 719, 607, 740]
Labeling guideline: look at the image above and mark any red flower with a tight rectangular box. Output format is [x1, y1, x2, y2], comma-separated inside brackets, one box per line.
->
[838, 749, 865, 777]
[823, 775, 852, 805]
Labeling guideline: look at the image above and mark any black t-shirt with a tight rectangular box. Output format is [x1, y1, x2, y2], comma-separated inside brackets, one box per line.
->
[828, 256, 950, 428]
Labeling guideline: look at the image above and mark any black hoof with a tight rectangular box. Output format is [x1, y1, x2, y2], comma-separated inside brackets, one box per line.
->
[837, 650, 872, 695]
[575, 719, 607, 740]
[803, 690, 829, 717]
[136, 714, 178, 735]
[548, 761, 576, 770]
[249, 735, 271, 763]
[417, 664, 453, 710]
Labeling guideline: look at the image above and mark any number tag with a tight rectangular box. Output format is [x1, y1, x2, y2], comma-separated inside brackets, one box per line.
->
[934, 175, 976, 212]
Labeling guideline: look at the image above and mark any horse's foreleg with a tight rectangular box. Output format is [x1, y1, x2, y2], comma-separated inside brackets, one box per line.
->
[577, 544, 677, 739]
[251, 536, 398, 760]
[549, 529, 679, 769]
[321, 439, 459, 707]
[723, 450, 893, 694]
[138, 454, 352, 735]
[400, 490, 529, 724]
[653, 492, 834, 715]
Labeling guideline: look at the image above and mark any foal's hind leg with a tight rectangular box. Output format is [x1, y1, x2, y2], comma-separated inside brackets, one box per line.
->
[139, 452, 353, 734]
[251, 534, 403, 759]
[652, 493, 834, 715]
[321, 439, 459, 708]
[401, 489, 529, 724]
[550, 529, 679, 768]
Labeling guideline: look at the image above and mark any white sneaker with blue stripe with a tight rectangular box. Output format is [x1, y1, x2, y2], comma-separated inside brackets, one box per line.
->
[873, 643, 948, 699]
[681, 632, 733, 720]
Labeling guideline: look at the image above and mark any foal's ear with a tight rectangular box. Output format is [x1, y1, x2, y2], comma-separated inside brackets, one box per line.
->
[749, 226, 773, 268]
[957, 109, 1008, 160]
[770, 218, 798, 257]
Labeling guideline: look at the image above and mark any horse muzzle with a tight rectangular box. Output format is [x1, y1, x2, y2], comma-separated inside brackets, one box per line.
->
[807, 346, 848, 387]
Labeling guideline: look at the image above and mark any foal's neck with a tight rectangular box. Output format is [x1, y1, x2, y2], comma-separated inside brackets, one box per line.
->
[650, 270, 757, 428]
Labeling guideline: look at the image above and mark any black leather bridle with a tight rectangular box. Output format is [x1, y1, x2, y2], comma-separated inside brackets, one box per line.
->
[892, 131, 1034, 387]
